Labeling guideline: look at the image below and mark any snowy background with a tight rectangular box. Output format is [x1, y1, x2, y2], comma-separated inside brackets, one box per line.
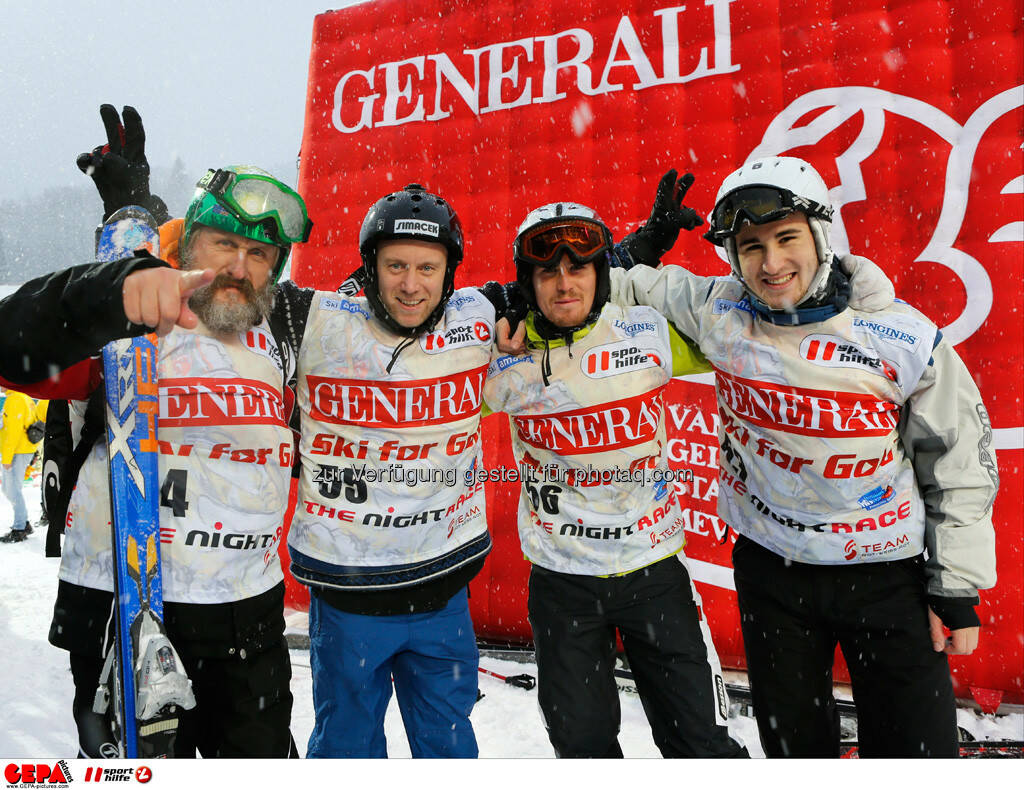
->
[0, 0, 363, 286]
[1, 473, 1020, 765]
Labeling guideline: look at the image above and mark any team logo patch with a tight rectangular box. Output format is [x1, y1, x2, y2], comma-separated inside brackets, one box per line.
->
[421, 320, 493, 353]
[488, 354, 532, 376]
[321, 297, 370, 320]
[800, 334, 900, 383]
[447, 293, 476, 311]
[612, 318, 657, 337]
[843, 533, 913, 561]
[582, 342, 662, 378]
[852, 317, 920, 348]
[394, 218, 440, 236]
[712, 296, 756, 316]
[858, 485, 896, 510]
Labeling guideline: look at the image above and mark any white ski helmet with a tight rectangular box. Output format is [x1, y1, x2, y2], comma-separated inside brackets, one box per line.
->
[513, 202, 613, 327]
[705, 156, 835, 306]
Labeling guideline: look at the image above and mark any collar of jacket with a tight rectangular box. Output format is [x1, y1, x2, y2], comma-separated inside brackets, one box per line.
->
[525, 310, 599, 349]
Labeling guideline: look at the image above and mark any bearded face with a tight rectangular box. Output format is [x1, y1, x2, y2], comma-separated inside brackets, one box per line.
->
[179, 227, 278, 335]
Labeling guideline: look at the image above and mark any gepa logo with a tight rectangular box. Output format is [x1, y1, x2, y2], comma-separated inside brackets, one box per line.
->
[4, 761, 71, 786]
[582, 343, 661, 378]
[394, 219, 440, 236]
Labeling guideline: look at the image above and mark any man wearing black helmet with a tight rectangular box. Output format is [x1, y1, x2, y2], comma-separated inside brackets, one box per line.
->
[611, 158, 998, 757]
[286, 184, 500, 759]
[482, 201, 748, 758]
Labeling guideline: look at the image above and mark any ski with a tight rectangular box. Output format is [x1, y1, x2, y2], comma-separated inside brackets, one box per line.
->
[97, 206, 194, 757]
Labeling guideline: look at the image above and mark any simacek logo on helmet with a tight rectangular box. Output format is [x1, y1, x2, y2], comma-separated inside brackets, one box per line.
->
[4, 762, 71, 787]
[393, 219, 440, 236]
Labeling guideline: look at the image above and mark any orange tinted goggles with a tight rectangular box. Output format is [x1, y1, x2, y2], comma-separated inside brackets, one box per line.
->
[517, 219, 610, 265]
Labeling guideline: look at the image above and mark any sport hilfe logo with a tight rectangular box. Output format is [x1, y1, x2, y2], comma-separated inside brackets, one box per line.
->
[582, 343, 661, 379]
[81, 766, 152, 783]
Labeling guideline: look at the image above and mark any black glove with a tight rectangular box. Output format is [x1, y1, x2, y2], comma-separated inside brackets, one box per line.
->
[76, 104, 170, 225]
[479, 280, 528, 327]
[619, 169, 703, 267]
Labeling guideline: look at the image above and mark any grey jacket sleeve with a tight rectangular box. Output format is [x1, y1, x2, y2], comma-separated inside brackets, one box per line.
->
[900, 336, 998, 627]
[607, 265, 715, 341]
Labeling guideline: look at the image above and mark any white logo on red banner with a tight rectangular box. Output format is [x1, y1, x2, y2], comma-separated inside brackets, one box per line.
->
[716, 369, 900, 438]
[330, 1, 740, 133]
[513, 387, 665, 454]
[307, 365, 487, 427]
[160, 378, 287, 427]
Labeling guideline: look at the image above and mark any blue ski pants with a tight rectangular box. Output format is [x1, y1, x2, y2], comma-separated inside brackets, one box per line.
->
[2, 452, 32, 530]
[306, 588, 479, 758]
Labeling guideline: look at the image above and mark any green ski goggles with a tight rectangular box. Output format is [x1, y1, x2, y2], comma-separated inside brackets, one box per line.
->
[196, 168, 313, 245]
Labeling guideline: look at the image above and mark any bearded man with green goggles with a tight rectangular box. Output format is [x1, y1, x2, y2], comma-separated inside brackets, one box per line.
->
[0, 106, 312, 757]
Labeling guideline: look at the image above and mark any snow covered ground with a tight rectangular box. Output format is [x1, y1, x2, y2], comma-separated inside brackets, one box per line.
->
[0, 474, 1020, 777]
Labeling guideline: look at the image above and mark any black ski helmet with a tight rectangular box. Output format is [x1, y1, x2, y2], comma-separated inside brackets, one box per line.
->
[358, 183, 464, 337]
[513, 202, 613, 337]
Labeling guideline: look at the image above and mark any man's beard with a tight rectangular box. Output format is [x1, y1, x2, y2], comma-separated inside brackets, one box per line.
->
[186, 274, 276, 335]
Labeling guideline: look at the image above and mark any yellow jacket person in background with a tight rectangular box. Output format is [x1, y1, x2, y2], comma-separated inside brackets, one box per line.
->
[1, 389, 42, 543]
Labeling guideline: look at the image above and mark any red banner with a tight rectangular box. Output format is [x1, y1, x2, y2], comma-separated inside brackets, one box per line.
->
[292, 0, 1024, 705]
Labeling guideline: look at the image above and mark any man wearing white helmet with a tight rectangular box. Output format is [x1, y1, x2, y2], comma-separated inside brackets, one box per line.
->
[483, 200, 747, 758]
[610, 157, 998, 757]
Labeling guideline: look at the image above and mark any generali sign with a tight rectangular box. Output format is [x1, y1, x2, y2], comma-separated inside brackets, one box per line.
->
[293, 0, 1023, 704]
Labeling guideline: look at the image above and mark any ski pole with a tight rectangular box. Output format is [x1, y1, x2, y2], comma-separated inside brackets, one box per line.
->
[478, 666, 536, 690]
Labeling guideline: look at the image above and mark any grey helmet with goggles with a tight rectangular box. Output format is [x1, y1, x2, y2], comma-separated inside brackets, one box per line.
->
[182, 166, 313, 283]
[358, 183, 464, 338]
[513, 202, 613, 336]
[705, 156, 835, 309]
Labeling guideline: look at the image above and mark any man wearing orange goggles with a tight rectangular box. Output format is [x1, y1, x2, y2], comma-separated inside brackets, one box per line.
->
[485, 187, 746, 759]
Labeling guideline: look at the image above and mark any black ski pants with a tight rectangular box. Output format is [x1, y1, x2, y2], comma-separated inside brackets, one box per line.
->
[70, 637, 297, 758]
[59, 581, 297, 758]
[527, 555, 747, 758]
[731, 535, 958, 758]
